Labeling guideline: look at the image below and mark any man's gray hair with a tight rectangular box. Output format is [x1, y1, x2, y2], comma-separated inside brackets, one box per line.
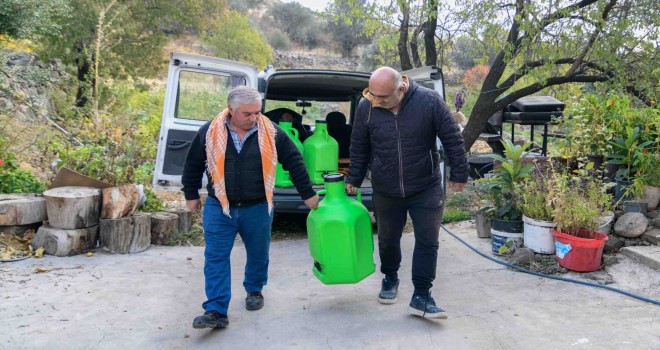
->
[227, 86, 262, 109]
[393, 72, 403, 89]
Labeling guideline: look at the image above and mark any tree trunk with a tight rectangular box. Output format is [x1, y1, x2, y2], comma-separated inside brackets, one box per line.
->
[397, 3, 412, 70]
[462, 92, 506, 151]
[100, 184, 140, 219]
[75, 40, 92, 108]
[31, 224, 98, 257]
[410, 26, 423, 68]
[100, 212, 151, 254]
[164, 207, 193, 233]
[422, 1, 438, 67]
[150, 212, 178, 245]
[43, 186, 101, 229]
[0, 195, 47, 226]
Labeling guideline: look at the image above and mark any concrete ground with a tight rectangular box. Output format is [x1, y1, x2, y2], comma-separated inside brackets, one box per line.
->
[1, 221, 659, 350]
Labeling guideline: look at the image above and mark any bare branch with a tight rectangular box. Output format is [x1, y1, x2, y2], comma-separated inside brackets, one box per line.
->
[566, 0, 617, 76]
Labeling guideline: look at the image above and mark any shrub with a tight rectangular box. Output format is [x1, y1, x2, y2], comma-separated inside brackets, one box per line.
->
[0, 140, 46, 193]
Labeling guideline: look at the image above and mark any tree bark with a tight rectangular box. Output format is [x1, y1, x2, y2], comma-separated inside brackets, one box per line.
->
[150, 212, 178, 245]
[410, 25, 423, 68]
[31, 224, 98, 257]
[398, 3, 412, 70]
[422, 0, 438, 66]
[43, 186, 101, 229]
[0, 195, 47, 226]
[101, 184, 140, 219]
[164, 207, 193, 233]
[100, 212, 151, 254]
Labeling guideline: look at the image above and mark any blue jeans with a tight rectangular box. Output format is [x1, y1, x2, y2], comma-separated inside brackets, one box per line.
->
[201, 196, 273, 315]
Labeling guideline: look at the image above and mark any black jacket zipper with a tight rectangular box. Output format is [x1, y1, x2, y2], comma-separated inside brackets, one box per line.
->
[394, 113, 405, 197]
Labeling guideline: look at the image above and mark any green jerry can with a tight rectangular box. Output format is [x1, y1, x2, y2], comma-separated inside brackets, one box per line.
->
[306, 174, 375, 284]
[303, 120, 338, 185]
[275, 121, 304, 187]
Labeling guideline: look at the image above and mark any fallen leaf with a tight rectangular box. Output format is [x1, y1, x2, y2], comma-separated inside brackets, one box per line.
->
[34, 247, 45, 258]
[86, 252, 93, 257]
[34, 267, 50, 273]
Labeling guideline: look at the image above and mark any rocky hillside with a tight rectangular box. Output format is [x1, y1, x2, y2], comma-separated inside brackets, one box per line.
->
[272, 50, 360, 70]
[0, 48, 71, 181]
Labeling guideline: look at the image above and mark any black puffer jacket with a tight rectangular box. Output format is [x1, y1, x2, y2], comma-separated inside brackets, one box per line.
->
[346, 80, 468, 197]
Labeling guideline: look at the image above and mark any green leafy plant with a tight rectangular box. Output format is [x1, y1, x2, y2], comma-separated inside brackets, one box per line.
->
[551, 170, 612, 235]
[138, 188, 164, 213]
[520, 168, 554, 222]
[0, 140, 46, 194]
[478, 140, 534, 220]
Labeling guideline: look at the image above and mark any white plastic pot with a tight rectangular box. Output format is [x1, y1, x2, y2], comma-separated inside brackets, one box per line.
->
[522, 215, 555, 254]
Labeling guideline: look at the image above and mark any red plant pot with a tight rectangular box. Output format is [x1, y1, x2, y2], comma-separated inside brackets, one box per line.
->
[551, 229, 608, 272]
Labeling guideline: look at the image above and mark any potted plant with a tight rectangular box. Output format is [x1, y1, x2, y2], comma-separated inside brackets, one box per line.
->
[550, 171, 613, 272]
[608, 125, 655, 210]
[479, 140, 534, 255]
[520, 165, 556, 254]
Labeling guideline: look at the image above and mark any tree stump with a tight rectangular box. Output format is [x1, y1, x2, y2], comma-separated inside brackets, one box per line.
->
[43, 186, 101, 229]
[164, 207, 193, 233]
[99, 212, 151, 254]
[31, 224, 98, 256]
[0, 195, 47, 226]
[100, 184, 140, 219]
[150, 212, 178, 245]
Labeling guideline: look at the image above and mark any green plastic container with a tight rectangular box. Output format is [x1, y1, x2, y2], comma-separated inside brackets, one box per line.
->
[275, 121, 304, 187]
[303, 120, 338, 185]
[306, 174, 375, 284]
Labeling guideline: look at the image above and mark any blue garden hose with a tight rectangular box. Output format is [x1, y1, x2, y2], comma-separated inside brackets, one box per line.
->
[440, 224, 660, 306]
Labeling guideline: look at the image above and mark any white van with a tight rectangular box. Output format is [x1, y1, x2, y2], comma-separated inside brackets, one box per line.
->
[153, 52, 447, 213]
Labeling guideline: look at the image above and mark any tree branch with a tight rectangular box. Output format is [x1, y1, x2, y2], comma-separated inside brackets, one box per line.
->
[566, 0, 617, 76]
[498, 75, 610, 106]
[497, 58, 577, 90]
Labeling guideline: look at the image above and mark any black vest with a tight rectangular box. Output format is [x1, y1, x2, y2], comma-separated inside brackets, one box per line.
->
[224, 133, 266, 205]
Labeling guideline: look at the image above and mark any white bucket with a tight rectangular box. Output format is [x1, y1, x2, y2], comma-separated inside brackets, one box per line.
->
[522, 215, 555, 254]
[595, 211, 614, 235]
[491, 229, 523, 255]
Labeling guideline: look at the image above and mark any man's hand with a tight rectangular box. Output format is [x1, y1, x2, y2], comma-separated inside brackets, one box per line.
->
[448, 181, 466, 192]
[345, 183, 357, 194]
[304, 195, 320, 209]
[187, 199, 202, 212]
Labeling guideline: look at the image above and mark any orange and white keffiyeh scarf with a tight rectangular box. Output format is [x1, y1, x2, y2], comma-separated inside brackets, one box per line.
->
[206, 108, 278, 217]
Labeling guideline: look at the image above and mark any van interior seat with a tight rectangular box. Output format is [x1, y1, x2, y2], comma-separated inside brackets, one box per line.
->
[326, 111, 352, 158]
[265, 107, 309, 143]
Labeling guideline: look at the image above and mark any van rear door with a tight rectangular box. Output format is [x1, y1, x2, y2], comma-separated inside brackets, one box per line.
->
[152, 53, 258, 191]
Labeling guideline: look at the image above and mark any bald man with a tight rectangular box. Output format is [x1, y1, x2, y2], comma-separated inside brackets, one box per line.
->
[346, 67, 468, 319]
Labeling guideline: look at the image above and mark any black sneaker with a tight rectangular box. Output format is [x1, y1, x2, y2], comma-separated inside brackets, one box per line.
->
[192, 310, 228, 329]
[408, 294, 448, 319]
[246, 291, 264, 310]
[378, 275, 399, 304]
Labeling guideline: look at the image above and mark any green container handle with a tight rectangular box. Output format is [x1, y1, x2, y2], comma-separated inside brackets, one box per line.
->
[356, 189, 362, 203]
[312, 190, 326, 211]
[290, 127, 298, 138]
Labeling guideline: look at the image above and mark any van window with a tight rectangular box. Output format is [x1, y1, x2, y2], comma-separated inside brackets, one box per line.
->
[175, 70, 247, 121]
[265, 100, 351, 125]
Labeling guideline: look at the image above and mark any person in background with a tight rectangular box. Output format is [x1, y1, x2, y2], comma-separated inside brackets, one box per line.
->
[182, 86, 319, 329]
[346, 67, 468, 319]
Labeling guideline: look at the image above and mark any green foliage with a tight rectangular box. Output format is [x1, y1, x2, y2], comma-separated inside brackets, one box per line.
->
[442, 208, 472, 223]
[267, 29, 292, 51]
[0, 0, 70, 39]
[0, 140, 45, 194]
[202, 9, 272, 69]
[449, 35, 496, 71]
[267, 2, 321, 48]
[551, 171, 612, 234]
[520, 169, 554, 222]
[478, 140, 534, 220]
[325, 0, 371, 57]
[140, 188, 164, 213]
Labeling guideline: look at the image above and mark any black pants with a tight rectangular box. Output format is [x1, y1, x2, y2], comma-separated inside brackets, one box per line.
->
[374, 185, 444, 295]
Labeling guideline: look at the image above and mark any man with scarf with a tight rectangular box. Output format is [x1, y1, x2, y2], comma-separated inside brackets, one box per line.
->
[346, 67, 468, 319]
[182, 86, 319, 329]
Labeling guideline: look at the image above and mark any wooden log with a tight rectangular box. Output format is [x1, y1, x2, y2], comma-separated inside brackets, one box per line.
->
[100, 184, 140, 219]
[0, 195, 47, 225]
[43, 186, 101, 229]
[100, 212, 151, 254]
[31, 224, 98, 256]
[150, 212, 178, 245]
[164, 207, 193, 233]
